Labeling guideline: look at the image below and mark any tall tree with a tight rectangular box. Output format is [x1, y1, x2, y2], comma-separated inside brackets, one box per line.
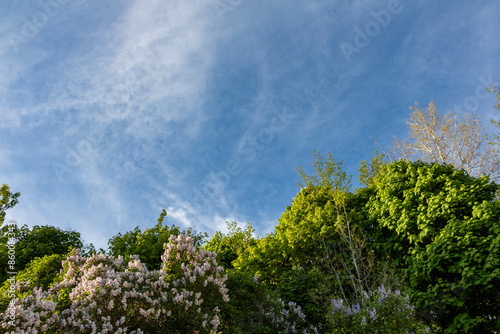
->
[381, 101, 500, 180]
[368, 160, 500, 333]
[235, 152, 395, 330]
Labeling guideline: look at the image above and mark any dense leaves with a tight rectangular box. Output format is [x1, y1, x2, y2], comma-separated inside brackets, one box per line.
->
[0, 254, 64, 312]
[219, 270, 316, 334]
[368, 160, 500, 332]
[233, 186, 339, 328]
[203, 221, 257, 270]
[0, 224, 83, 284]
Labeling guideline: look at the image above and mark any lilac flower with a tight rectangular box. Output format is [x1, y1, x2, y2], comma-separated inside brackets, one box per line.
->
[377, 285, 390, 303]
[368, 307, 377, 321]
[331, 298, 343, 311]
[0, 234, 229, 333]
[0, 233, 318, 333]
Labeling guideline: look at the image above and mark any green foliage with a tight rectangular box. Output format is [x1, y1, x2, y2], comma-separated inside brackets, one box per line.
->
[0, 184, 20, 227]
[234, 185, 339, 280]
[219, 269, 315, 334]
[358, 150, 387, 187]
[203, 221, 257, 269]
[327, 286, 429, 334]
[0, 224, 83, 284]
[233, 186, 339, 328]
[0, 254, 64, 313]
[368, 160, 500, 332]
[107, 209, 208, 270]
[235, 152, 403, 330]
[277, 267, 331, 331]
[297, 151, 351, 193]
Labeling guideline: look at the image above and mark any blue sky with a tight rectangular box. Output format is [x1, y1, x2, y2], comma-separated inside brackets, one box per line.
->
[1, 0, 499, 250]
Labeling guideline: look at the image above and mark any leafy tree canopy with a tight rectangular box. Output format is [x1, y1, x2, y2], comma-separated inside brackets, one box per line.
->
[203, 221, 257, 269]
[0, 224, 83, 284]
[368, 160, 500, 332]
[235, 152, 388, 329]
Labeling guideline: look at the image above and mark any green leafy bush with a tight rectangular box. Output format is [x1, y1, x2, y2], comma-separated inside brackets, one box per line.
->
[0, 224, 83, 284]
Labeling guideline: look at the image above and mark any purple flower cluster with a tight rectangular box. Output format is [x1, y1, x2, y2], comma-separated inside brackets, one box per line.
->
[328, 286, 429, 333]
[330, 299, 362, 317]
[259, 298, 316, 333]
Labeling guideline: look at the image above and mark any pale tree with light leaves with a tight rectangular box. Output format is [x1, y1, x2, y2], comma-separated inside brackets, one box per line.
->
[378, 100, 500, 181]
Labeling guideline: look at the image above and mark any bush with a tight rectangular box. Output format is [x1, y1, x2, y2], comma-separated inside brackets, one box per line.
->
[327, 285, 429, 334]
[219, 270, 317, 333]
[0, 254, 64, 313]
[0, 234, 228, 333]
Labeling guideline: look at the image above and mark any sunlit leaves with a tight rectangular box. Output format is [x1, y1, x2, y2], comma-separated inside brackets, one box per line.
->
[368, 160, 500, 332]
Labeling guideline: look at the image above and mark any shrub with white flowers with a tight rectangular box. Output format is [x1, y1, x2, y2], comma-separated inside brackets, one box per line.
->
[0, 234, 229, 334]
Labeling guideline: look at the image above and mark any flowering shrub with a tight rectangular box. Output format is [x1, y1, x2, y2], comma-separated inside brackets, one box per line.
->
[327, 285, 430, 334]
[264, 298, 318, 334]
[0, 234, 228, 333]
[218, 270, 317, 334]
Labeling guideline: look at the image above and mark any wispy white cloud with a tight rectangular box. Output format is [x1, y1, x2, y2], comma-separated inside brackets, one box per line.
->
[1, 0, 499, 250]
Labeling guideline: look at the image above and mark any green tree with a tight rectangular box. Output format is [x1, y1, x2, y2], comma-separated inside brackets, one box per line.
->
[203, 221, 257, 269]
[358, 150, 387, 187]
[0, 224, 83, 284]
[236, 152, 394, 330]
[106, 209, 208, 270]
[368, 160, 500, 332]
[218, 270, 309, 334]
[0, 184, 20, 227]
[297, 150, 351, 192]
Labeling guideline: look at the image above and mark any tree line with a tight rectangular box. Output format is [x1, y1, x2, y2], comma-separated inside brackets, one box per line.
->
[0, 87, 499, 333]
